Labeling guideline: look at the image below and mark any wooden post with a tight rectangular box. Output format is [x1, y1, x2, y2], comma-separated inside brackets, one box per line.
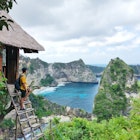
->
[0, 53, 2, 71]
[6, 46, 19, 84]
[49, 119, 54, 140]
[15, 115, 18, 140]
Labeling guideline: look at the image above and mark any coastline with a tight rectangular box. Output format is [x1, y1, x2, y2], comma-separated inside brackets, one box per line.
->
[33, 86, 50, 95]
[32, 82, 68, 95]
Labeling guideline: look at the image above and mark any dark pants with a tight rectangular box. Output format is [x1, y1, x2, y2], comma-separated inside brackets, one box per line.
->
[20, 89, 26, 98]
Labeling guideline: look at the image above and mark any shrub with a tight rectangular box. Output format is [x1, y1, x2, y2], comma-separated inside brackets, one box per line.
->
[44, 96, 140, 140]
[40, 74, 54, 86]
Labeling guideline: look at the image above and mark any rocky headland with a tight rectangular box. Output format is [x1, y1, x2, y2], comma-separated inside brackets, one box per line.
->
[93, 57, 139, 121]
[19, 56, 97, 87]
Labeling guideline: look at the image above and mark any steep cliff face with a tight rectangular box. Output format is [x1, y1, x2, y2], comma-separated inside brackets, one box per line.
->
[50, 59, 97, 83]
[19, 56, 97, 86]
[93, 57, 138, 122]
[100, 57, 136, 90]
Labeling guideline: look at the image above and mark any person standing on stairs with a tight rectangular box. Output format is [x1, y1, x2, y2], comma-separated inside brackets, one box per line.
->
[20, 67, 31, 110]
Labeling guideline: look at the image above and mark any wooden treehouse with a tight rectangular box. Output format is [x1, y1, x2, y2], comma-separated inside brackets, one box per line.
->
[0, 11, 44, 83]
[0, 11, 46, 139]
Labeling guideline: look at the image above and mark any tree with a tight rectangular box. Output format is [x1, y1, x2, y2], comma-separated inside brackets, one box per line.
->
[0, 0, 17, 30]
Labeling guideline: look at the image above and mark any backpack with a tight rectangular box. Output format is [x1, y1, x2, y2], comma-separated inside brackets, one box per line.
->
[15, 75, 22, 90]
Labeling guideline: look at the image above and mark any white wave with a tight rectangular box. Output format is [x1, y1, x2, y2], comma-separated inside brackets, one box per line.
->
[33, 82, 69, 95]
[40, 87, 57, 93]
[58, 82, 70, 87]
[58, 82, 66, 87]
[33, 86, 56, 95]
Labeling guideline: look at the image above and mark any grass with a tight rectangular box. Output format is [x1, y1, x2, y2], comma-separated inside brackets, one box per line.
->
[137, 80, 140, 87]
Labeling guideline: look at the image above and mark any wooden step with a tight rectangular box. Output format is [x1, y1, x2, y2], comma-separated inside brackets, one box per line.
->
[17, 108, 34, 115]
[32, 133, 45, 140]
[17, 110, 26, 115]
[22, 127, 31, 134]
[25, 108, 34, 112]
[20, 117, 28, 122]
[15, 100, 31, 107]
[28, 115, 38, 120]
[6, 83, 44, 139]
[10, 92, 20, 97]
[31, 123, 40, 129]
[20, 115, 37, 122]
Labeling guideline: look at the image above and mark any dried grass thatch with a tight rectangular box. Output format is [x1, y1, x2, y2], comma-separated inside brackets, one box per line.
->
[0, 11, 45, 52]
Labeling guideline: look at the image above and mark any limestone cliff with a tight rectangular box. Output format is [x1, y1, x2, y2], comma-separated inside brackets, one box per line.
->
[93, 57, 138, 121]
[99, 57, 136, 91]
[19, 56, 97, 86]
[50, 59, 97, 83]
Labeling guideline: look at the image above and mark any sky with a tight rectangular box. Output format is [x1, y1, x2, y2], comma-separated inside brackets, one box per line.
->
[9, 0, 140, 65]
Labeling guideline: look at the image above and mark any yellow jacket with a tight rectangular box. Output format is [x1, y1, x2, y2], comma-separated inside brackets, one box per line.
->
[20, 74, 28, 90]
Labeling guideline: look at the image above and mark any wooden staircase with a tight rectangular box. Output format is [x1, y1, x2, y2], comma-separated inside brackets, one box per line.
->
[7, 84, 46, 140]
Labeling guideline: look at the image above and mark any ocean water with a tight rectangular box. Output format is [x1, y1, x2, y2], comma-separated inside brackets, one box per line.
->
[38, 78, 100, 113]
[137, 77, 140, 80]
[35, 77, 140, 113]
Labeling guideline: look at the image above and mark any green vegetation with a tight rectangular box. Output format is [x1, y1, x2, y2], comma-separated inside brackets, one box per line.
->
[0, 0, 16, 30]
[53, 63, 66, 69]
[93, 89, 127, 122]
[137, 81, 140, 94]
[40, 74, 54, 86]
[0, 72, 13, 123]
[0, 118, 15, 130]
[39, 59, 49, 68]
[29, 94, 52, 118]
[44, 96, 140, 140]
[137, 80, 140, 88]
[29, 93, 66, 119]
[29, 58, 48, 74]
[127, 81, 138, 93]
[93, 58, 138, 122]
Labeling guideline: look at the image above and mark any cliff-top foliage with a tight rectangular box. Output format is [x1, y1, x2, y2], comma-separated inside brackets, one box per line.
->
[44, 95, 140, 140]
[93, 57, 138, 122]
[40, 74, 54, 86]
[100, 57, 134, 88]
[52, 59, 86, 70]
[29, 93, 66, 119]
[52, 63, 66, 69]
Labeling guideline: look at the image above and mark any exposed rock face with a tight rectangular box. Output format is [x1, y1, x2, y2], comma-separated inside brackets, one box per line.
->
[93, 57, 138, 121]
[50, 59, 97, 83]
[19, 56, 97, 86]
[99, 57, 136, 91]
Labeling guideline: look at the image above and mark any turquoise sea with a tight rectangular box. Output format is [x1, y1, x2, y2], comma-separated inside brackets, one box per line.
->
[37, 78, 100, 113]
[36, 77, 140, 113]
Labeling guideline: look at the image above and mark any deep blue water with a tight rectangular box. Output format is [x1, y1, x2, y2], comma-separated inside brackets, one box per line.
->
[137, 77, 140, 80]
[37, 78, 100, 113]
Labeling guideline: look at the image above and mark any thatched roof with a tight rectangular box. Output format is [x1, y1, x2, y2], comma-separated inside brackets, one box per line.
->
[0, 11, 45, 52]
